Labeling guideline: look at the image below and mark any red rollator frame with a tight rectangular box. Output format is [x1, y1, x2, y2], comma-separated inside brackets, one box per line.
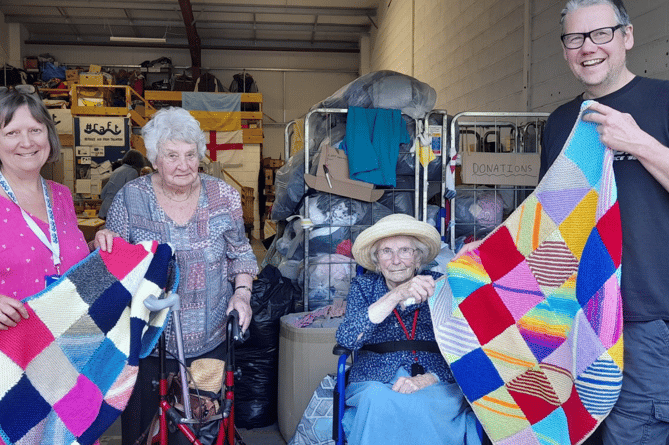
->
[144, 293, 249, 445]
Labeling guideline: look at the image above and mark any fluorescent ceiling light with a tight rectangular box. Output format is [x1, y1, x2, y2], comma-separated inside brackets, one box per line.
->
[110, 36, 166, 43]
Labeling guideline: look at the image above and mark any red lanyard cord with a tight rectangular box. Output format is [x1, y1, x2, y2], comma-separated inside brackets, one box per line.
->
[393, 308, 420, 361]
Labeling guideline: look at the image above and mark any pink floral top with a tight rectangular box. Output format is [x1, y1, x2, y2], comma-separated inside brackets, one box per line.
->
[0, 181, 88, 300]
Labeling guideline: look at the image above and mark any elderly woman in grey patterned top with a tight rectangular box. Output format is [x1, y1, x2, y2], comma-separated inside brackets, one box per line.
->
[95, 107, 258, 445]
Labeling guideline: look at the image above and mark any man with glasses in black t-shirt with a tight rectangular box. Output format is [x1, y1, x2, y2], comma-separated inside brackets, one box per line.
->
[541, 1, 669, 443]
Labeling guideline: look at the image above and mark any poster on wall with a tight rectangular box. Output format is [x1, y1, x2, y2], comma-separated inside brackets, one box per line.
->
[50, 109, 73, 135]
[75, 117, 129, 146]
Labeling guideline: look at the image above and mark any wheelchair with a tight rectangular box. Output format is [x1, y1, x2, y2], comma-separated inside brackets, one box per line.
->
[331, 344, 492, 445]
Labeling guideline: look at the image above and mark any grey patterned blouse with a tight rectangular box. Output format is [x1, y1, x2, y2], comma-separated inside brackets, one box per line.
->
[105, 173, 259, 357]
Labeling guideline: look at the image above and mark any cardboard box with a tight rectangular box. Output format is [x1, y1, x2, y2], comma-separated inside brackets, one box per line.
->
[461, 150, 540, 186]
[24, 57, 38, 70]
[262, 158, 285, 169]
[264, 168, 274, 185]
[79, 73, 109, 86]
[66, 69, 80, 82]
[88, 64, 102, 73]
[304, 147, 384, 202]
[277, 313, 342, 442]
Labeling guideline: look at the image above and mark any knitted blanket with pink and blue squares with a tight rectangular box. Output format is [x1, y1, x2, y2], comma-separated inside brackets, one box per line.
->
[0, 239, 174, 445]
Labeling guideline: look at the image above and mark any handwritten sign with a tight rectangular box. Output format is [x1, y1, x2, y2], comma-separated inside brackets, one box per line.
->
[461, 151, 540, 186]
[76, 117, 127, 146]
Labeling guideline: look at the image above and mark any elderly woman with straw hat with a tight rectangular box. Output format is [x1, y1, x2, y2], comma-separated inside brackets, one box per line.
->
[336, 214, 480, 445]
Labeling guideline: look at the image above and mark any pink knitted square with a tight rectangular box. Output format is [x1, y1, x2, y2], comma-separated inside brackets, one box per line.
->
[0, 305, 55, 369]
[53, 374, 103, 436]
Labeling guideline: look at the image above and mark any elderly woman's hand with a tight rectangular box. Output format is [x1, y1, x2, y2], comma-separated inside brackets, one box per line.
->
[227, 292, 253, 333]
[0, 295, 29, 330]
[91, 229, 120, 253]
[389, 274, 436, 307]
[392, 373, 438, 394]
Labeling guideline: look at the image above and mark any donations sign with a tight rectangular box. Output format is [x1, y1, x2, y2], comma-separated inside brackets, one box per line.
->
[461, 151, 540, 186]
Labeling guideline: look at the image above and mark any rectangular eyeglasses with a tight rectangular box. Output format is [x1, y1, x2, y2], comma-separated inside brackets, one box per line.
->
[561, 24, 624, 49]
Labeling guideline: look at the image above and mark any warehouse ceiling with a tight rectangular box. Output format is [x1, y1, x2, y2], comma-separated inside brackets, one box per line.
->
[0, 0, 378, 53]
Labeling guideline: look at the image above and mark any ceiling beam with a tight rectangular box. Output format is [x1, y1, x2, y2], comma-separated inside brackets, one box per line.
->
[178, 0, 201, 78]
[0, 1, 376, 17]
[5, 15, 371, 34]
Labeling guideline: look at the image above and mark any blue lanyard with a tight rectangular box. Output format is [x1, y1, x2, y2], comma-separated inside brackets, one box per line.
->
[0, 171, 61, 273]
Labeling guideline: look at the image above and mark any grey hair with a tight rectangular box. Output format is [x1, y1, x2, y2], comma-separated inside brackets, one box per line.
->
[560, 0, 631, 33]
[0, 90, 61, 165]
[141, 107, 206, 165]
[369, 236, 431, 272]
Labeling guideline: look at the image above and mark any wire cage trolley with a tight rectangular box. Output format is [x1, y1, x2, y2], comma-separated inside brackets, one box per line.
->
[441, 111, 550, 251]
[283, 108, 425, 312]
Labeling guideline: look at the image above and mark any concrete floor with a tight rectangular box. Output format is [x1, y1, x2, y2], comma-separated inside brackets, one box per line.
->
[99, 417, 287, 445]
[100, 238, 288, 445]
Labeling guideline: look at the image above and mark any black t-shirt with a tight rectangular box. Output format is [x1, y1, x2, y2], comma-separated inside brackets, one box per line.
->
[541, 76, 669, 321]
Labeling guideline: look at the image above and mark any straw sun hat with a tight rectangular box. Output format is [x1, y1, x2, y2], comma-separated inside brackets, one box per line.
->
[188, 358, 225, 393]
[352, 213, 441, 271]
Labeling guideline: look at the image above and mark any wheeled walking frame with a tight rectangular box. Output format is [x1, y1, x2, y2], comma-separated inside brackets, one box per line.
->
[141, 292, 249, 445]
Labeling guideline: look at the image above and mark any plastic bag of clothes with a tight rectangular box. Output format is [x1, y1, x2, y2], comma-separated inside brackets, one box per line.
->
[299, 254, 356, 310]
[453, 188, 505, 238]
[313, 70, 436, 120]
[235, 265, 299, 428]
[271, 151, 306, 221]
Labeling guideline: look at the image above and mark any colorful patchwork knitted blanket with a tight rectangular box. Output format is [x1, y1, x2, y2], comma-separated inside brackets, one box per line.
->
[0, 239, 175, 445]
[430, 101, 623, 445]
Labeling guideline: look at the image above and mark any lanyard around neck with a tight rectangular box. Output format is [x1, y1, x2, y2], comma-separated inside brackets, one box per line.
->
[0, 171, 61, 272]
[393, 308, 419, 341]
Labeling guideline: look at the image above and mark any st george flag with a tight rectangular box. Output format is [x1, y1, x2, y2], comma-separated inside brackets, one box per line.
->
[182, 92, 243, 161]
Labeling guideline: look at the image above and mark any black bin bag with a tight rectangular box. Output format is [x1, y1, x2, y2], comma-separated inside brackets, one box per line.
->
[235, 265, 298, 428]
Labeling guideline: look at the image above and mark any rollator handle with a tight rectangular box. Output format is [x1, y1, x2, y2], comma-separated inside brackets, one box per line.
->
[144, 292, 180, 311]
[228, 309, 250, 343]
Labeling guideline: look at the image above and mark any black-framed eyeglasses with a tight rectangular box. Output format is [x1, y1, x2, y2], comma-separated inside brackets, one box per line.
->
[0, 84, 37, 94]
[561, 24, 625, 49]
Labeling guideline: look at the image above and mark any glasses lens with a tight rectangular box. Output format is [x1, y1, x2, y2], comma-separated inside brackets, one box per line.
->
[590, 28, 614, 44]
[378, 247, 415, 260]
[562, 34, 584, 49]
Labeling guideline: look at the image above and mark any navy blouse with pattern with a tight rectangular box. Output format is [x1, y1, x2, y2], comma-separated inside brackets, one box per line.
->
[336, 270, 454, 384]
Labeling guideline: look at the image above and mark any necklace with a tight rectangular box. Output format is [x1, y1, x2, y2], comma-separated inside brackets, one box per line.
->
[159, 178, 195, 203]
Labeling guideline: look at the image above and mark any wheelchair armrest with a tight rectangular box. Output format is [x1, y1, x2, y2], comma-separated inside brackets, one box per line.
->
[332, 344, 352, 356]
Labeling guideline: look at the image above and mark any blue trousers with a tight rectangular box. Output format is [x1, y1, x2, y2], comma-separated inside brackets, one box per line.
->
[601, 320, 669, 444]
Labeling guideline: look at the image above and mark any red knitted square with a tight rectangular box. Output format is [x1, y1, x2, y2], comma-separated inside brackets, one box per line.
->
[562, 385, 598, 444]
[459, 283, 515, 345]
[595, 202, 622, 269]
[478, 226, 526, 282]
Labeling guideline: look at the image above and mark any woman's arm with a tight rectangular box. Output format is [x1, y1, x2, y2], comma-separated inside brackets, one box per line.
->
[227, 273, 254, 332]
[367, 275, 435, 323]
